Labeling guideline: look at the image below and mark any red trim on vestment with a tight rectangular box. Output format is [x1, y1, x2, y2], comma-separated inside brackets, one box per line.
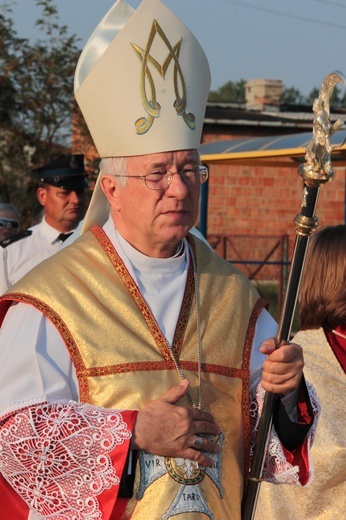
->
[242, 298, 268, 488]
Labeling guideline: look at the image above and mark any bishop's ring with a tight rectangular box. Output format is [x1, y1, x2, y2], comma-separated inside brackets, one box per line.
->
[193, 436, 203, 449]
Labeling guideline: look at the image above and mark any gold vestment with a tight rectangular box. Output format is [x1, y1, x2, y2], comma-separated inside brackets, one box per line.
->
[7, 227, 265, 519]
[255, 328, 345, 520]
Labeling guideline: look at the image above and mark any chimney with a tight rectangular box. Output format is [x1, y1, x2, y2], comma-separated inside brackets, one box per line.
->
[245, 79, 283, 111]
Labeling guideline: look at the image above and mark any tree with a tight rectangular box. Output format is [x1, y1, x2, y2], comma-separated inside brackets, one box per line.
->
[0, 0, 95, 225]
[208, 80, 246, 103]
[208, 78, 346, 109]
[281, 86, 305, 105]
[0, 2, 26, 204]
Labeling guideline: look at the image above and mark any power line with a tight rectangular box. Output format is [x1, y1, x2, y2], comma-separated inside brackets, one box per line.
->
[217, 0, 346, 30]
[312, 0, 346, 9]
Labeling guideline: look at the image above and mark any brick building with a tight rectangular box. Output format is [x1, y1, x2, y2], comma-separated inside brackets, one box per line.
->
[72, 78, 346, 313]
[198, 80, 346, 292]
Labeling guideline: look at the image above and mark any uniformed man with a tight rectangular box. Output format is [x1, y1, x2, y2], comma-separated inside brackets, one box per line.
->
[0, 154, 89, 294]
[0, 203, 21, 243]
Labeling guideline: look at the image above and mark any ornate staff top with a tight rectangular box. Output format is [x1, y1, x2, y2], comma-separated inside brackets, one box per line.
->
[242, 70, 346, 520]
[299, 70, 346, 186]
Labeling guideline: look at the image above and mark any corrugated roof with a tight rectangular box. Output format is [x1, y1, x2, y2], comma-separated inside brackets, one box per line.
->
[200, 129, 346, 166]
[204, 103, 346, 130]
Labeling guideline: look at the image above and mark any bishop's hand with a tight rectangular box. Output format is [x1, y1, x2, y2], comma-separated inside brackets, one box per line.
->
[131, 379, 220, 467]
[259, 338, 304, 396]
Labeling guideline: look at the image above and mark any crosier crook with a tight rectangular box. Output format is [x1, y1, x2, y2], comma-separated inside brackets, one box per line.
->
[242, 70, 346, 520]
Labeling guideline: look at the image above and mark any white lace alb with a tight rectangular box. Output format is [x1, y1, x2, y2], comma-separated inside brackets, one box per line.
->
[0, 400, 132, 519]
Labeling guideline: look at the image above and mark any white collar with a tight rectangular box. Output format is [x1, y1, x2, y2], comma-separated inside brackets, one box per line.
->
[103, 217, 188, 276]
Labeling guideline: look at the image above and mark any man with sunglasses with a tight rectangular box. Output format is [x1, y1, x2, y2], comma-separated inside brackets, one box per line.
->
[0, 203, 21, 243]
[0, 1, 318, 519]
[0, 154, 88, 294]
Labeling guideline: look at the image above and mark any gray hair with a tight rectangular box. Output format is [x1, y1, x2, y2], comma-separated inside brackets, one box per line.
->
[99, 157, 128, 188]
[98, 150, 201, 190]
[0, 203, 21, 218]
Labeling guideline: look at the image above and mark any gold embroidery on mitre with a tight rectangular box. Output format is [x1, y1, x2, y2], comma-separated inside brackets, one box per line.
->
[131, 20, 196, 134]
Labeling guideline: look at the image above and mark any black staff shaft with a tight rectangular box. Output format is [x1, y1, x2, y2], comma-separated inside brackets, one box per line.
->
[242, 184, 319, 520]
[242, 69, 345, 520]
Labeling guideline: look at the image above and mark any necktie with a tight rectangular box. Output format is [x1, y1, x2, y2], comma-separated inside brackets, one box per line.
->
[57, 232, 73, 243]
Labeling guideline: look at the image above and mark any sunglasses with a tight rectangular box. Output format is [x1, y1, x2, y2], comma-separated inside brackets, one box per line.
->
[0, 218, 20, 230]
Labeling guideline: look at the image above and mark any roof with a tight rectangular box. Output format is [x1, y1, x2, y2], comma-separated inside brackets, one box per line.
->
[200, 129, 346, 167]
[204, 102, 346, 132]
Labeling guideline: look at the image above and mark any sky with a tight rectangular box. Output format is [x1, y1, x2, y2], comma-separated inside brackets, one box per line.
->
[7, 0, 346, 98]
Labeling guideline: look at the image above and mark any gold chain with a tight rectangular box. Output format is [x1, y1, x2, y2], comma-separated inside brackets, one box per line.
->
[166, 241, 202, 410]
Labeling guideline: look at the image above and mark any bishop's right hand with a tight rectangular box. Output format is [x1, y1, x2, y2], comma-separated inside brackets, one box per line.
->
[131, 379, 221, 467]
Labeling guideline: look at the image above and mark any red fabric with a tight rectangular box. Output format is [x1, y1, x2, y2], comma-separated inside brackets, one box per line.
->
[0, 405, 137, 520]
[297, 381, 313, 426]
[99, 411, 137, 520]
[0, 298, 13, 326]
[282, 437, 310, 486]
[281, 383, 313, 485]
[111, 498, 130, 518]
[0, 473, 29, 519]
[324, 325, 346, 373]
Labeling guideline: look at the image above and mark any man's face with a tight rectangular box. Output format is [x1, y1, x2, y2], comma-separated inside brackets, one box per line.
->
[0, 209, 20, 241]
[102, 149, 201, 258]
[37, 185, 88, 233]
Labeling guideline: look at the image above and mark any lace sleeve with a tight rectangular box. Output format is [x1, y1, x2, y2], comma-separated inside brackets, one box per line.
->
[249, 379, 320, 485]
[0, 400, 134, 519]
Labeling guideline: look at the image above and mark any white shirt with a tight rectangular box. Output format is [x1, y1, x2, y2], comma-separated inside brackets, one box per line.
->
[0, 217, 278, 417]
[0, 217, 72, 294]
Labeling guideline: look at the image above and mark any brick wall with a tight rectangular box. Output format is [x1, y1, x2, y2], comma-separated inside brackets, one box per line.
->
[73, 109, 346, 284]
[204, 159, 346, 279]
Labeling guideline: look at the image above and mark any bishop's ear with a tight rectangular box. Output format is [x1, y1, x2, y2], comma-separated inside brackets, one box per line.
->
[100, 175, 119, 205]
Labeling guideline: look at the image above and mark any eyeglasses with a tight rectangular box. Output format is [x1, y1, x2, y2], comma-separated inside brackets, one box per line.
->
[0, 218, 20, 230]
[112, 165, 209, 191]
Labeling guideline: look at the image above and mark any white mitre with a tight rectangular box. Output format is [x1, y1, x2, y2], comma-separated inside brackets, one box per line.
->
[74, 0, 211, 231]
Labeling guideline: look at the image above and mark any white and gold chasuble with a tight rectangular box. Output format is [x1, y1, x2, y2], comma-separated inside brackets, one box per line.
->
[7, 226, 264, 519]
[255, 328, 345, 520]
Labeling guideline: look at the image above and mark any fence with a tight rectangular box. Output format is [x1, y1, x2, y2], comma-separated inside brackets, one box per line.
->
[207, 234, 291, 321]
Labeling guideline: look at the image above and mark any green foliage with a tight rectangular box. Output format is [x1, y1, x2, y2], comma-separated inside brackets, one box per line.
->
[208, 79, 246, 103]
[0, 0, 85, 225]
[281, 86, 305, 105]
[208, 79, 346, 109]
[2, 1, 346, 224]
[305, 87, 319, 105]
[2, 0, 80, 152]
